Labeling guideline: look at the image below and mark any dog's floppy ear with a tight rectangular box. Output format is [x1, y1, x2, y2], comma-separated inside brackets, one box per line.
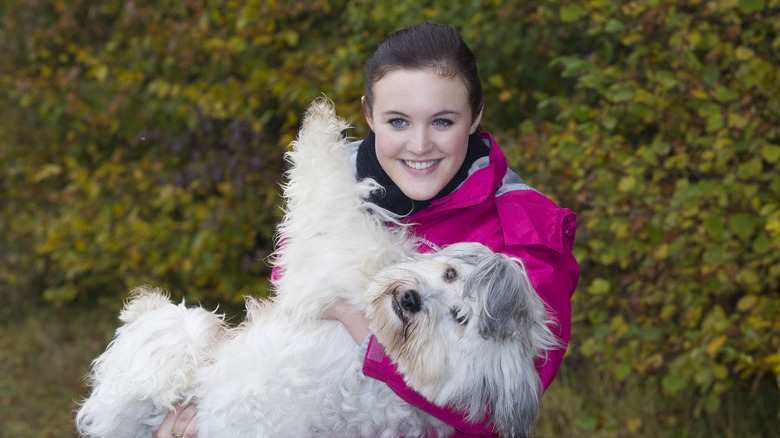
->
[467, 252, 535, 341]
[465, 253, 542, 438]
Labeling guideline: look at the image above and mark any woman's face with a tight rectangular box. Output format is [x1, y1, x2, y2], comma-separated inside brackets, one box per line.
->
[364, 68, 482, 201]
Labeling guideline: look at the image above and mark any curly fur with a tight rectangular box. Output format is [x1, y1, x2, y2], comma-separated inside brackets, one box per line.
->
[75, 98, 559, 438]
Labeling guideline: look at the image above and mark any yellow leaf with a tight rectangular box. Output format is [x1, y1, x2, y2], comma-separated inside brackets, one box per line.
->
[33, 163, 64, 182]
[283, 30, 299, 47]
[689, 88, 708, 99]
[182, 258, 193, 275]
[736, 294, 758, 312]
[618, 175, 636, 193]
[653, 243, 670, 260]
[626, 418, 643, 433]
[643, 353, 664, 370]
[706, 335, 727, 356]
[713, 364, 728, 380]
[660, 304, 676, 319]
[610, 315, 629, 336]
[736, 46, 755, 61]
[686, 31, 701, 47]
[90, 64, 109, 83]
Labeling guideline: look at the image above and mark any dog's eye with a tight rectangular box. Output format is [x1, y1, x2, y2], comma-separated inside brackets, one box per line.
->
[450, 308, 468, 325]
[444, 266, 457, 282]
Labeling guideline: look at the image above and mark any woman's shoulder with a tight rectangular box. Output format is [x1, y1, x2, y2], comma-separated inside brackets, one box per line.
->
[494, 180, 577, 254]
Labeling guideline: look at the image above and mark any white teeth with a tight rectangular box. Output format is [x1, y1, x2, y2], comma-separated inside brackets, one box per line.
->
[404, 160, 439, 170]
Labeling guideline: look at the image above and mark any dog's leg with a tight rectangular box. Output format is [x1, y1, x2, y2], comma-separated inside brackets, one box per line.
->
[272, 98, 412, 320]
[76, 287, 226, 438]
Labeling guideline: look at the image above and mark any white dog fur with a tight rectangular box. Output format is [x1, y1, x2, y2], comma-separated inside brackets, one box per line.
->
[76, 98, 560, 438]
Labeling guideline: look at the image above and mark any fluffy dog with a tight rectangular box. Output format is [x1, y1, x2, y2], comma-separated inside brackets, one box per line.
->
[76, 98, 559, 438]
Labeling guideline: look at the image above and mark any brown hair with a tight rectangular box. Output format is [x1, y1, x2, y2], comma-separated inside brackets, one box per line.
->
[363, 23, 484, 122]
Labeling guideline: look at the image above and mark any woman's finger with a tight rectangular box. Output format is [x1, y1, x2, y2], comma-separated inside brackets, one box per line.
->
[173, 404, 198, 438]
[154, 409, 177, 438]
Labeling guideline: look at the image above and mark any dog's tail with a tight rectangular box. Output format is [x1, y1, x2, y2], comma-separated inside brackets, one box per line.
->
[75, 287, 227, 438]
[272, 97, 411, 319]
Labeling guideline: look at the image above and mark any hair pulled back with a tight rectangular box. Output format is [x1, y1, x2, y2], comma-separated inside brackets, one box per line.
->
[363, 23, 484, 122]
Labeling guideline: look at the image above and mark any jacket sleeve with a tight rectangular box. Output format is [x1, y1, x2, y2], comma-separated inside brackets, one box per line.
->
[361, 212, 579, 434]
[500, 214, 579, 391]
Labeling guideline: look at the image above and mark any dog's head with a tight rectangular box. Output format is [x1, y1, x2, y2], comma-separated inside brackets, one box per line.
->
[367, 242, 561, 438]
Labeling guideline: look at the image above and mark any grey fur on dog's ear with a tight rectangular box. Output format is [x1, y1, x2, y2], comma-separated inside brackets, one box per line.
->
[463, 251, 549, 438]
[467, 252, 535, 342]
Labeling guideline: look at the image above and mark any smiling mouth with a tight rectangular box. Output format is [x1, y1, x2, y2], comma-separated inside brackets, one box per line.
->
[403, 160, 440, 170]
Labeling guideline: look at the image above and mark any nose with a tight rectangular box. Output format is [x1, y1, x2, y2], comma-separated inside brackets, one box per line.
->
[407, 128, 433, 156]
[400, 289, 421, 313]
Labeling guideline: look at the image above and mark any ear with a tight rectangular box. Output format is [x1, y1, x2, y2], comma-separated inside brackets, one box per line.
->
[469, 99, 484, 134]
[361, 96, 375, 131]
[469, 253, 533, 341]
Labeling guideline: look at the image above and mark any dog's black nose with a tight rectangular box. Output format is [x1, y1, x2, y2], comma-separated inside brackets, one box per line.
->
[400, 289, 421, 313]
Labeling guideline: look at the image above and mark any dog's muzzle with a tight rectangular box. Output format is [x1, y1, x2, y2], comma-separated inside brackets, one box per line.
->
[392, 288, 421, 319]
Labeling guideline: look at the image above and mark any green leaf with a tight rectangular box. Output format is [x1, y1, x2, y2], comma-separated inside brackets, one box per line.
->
[738, 268, 760, 289]
[702, 63, 720, 85]
[604, 19, 626, 33]
[730, 212, 756, 240]
[662, 373, 687, 395]
[615, 362, 632, 381]
[738, 0, 766, 14]
[715, 86, 740, 103]
[601, 115, 617, 130]
[704, 394, 721, 412]
[706, 112, 724, 132]
[605, 87, 636, 103]
[43, 285, 78, 303]
[575, 416, 600, 431]
[560, 4, 586, 22]
[752, 231, 771, 253]
[737, 157, 763, 179]
[761, 144, 780, 163]
[588, 278, 611, 295]
[705, 215, 725, 240]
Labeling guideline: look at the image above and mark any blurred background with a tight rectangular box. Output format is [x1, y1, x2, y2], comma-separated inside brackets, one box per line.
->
[1, 0, 778, 436]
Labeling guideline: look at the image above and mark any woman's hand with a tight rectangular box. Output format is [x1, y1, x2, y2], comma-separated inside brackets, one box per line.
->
[155, 404, 197, 438]
[322, 299, 371, 345]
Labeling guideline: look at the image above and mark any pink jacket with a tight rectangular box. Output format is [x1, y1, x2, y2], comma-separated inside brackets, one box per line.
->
[358, 132, 579, 437]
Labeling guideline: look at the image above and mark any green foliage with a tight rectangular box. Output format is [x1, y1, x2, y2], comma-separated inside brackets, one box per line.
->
[500, 0, 780, 417]
[1, 0, 778, 432]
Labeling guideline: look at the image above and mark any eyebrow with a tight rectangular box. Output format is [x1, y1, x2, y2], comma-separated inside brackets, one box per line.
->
[381, 110, 462, 118]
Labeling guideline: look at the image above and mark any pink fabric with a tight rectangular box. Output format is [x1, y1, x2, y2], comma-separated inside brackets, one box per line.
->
[363, 132, 579, 436]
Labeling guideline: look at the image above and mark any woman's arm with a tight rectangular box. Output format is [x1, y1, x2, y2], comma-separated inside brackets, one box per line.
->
[321, 299, 371, 344]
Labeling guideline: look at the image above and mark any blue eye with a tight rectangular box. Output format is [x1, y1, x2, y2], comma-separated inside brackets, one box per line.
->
[389, 118, 408, 128]
[433, 119, 453, 127]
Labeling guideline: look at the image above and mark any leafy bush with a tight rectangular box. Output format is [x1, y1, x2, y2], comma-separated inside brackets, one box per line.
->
[1, 0, 777, 430]
[503, 0, 780, 415]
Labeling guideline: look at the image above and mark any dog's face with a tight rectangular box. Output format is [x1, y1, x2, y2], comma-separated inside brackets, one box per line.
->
[366, 241, 559, 438]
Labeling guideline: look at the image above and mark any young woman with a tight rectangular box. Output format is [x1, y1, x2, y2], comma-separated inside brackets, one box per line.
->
[159, 22, 579, 438]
